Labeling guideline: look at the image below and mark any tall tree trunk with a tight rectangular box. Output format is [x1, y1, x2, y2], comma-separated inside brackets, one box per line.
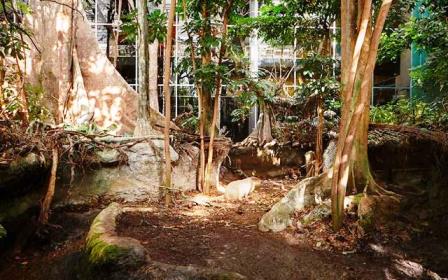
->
[148, 1, 159, 113]
[134, 0, 152, 136]
[199, 1, 214, 137]
[15, 50, 30, 126]
[331, 0, 393, 230]
[162, 0, 176, 205]
[203, 0, 233, 194]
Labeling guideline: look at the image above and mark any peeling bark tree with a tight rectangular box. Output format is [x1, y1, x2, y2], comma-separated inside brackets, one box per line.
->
[162, 0, 176, 205]
[331, 0, 393, 230]
[25, 0, 170, 134]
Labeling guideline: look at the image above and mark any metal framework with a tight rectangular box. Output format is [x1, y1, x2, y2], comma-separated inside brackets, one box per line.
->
[85, 0, 411, 126]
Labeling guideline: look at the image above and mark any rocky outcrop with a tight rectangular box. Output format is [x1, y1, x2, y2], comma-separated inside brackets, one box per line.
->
[228, 143, 306, 178]
[57, 140, 198, 208]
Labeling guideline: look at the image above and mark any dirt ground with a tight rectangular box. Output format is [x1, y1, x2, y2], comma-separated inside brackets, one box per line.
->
[117, 179, 447, 280]
[0, 178, 447, 280]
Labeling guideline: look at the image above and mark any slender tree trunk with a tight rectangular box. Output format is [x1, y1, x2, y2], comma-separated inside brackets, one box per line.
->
[148, 1, 159, 113]
[203, 0, 233, 194]
[149, 40, 159, 112]
[0, 57, 5, 110]
[134, 0, 151, 136]
[196, 0, 213, 193]
[162, 0, 176, 205]
[182, 0, 205, 191]
[331, 0, 393, 230]
[315, 96, 323, 176]
[199, 1, 213, 137]
[39, 147, 58, 224]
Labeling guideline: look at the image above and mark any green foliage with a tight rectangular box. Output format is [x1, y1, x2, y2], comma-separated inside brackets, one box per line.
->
[229, 79, 276, 122]
[181, 115, 199, 132]
[407, 11, 448, 92]
[233, 0, 338, 48]
[378, 0, 448, 93]
[25, 84, 51, 121]
[0, 0, 31, 59]
[370, 98, 448, 130]
[295, 54, 340, 115]
[378, 28, 409, 64]
[121, 6, 167, 43]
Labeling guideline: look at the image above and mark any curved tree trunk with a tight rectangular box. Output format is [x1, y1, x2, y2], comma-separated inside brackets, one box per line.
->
[331, 0, 393, 230]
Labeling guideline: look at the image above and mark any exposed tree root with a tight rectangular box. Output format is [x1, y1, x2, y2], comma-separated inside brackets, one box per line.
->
[38, 147, 58, 224]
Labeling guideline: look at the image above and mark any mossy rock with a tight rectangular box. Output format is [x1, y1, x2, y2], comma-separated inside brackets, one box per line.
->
[85, 202, 147, 268]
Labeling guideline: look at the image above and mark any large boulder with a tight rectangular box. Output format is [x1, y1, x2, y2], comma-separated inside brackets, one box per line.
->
[258, 173, 331, 232]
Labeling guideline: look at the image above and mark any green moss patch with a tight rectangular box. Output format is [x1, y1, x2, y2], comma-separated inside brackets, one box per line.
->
[85, 203, 147, 268]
